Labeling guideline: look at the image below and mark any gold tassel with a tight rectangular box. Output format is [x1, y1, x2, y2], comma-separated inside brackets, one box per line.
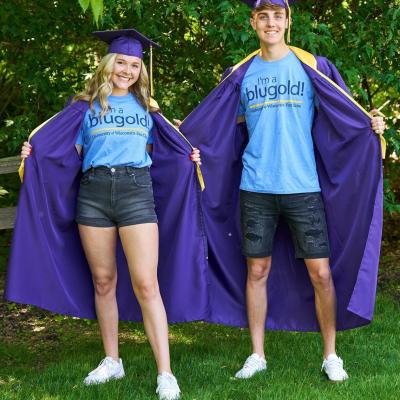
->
[380, 135, 387, 160]
[150, 45, 154, 97]
[196, 164, 206, 191]
[286, 0, 291, 43]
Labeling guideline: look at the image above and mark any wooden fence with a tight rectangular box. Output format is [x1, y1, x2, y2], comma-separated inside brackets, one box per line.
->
[0, 156, 20, 230]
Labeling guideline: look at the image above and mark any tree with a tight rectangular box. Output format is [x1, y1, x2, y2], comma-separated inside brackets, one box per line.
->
[0, 0, 398, 209]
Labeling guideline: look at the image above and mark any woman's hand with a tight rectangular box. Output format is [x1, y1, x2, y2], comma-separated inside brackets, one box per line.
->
[21, 142, 32, 159]
[190, 148, 201, 166]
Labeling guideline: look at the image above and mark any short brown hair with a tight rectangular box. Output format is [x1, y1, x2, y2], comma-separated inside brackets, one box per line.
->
[251, 2, 288, 18]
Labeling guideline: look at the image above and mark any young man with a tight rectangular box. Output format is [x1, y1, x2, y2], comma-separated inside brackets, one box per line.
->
[180, 0, 385, 382]
[236, 0, 349, 381]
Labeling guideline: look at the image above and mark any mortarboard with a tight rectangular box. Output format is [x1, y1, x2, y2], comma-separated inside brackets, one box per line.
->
[241, 0, 296, 8]
[93, 29, 161, 96]
[92, 29, 160, 59]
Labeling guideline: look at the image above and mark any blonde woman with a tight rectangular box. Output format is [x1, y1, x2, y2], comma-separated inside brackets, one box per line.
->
[20, 29, 200, 400]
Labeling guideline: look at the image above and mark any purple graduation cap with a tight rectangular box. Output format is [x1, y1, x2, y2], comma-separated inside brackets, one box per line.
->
[92, 28, 160, 59]
[241, 0, 296, 8]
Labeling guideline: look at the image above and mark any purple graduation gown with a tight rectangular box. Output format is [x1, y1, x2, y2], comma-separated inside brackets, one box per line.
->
[5, 101, 209, 323]
[6, 46, 383, 331]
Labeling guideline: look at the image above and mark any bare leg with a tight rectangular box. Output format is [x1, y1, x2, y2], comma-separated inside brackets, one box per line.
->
[78, 225, 119, 360]
[119, 223, 171, 374]
[304, 258, 337, 358]
[246, 256, 272, 358]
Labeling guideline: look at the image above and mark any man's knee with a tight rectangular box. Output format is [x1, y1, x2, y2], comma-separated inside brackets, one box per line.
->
[247, 257, 272, 282]
[309, 264, 333, 289]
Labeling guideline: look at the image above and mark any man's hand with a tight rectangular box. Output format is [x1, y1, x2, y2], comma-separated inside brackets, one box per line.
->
[369, 110, 386, 135]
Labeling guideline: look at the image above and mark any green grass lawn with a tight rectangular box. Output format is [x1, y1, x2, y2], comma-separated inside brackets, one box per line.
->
[1, 293, 399, 400]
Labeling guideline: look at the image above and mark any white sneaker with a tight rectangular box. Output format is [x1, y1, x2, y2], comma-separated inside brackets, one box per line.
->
[83, 356, 125, 385]
[156, 372, 181, 400]
[235, 353, 267, 379]
[321, 354, 349, 382]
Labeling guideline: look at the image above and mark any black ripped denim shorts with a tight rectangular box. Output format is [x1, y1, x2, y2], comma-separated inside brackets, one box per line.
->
[240, 190, 330, 259]
[76, 166, 158, 228]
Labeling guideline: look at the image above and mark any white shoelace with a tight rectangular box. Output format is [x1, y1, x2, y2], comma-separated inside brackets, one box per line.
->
[242, 355, 263, 372]
[157, 375, 176, 391]
[322, 356, 343, 371]
[88, 357, 113, 376]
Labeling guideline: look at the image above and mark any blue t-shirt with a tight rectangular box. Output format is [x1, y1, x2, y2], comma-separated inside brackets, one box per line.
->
[239, 50, 320, 194]
[76, 93, 153, 172]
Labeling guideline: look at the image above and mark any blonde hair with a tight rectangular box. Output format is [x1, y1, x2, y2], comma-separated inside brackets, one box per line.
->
[73, 53, 155, 115]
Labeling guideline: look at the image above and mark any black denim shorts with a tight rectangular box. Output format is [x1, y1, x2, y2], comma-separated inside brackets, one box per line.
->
[76, 166, 158, 228]
[240, 190, 330, 259]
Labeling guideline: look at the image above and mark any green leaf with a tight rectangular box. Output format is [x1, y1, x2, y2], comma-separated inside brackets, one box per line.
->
[90, 0, 103, 25]
[0, 186, 8, 197]
[365, 44, 373, 60]
[78, 0, 90, 12]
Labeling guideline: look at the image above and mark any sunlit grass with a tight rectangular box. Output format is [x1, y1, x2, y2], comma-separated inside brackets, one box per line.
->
[0, 294, 399, 400]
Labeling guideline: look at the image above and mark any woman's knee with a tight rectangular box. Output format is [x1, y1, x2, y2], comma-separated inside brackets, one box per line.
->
[134, 279, 160, 302]
[92, 274, 117, 297]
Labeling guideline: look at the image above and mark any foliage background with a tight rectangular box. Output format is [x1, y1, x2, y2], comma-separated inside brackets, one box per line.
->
[0, 3, 399, 398]
[0, 0, 399, 209]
